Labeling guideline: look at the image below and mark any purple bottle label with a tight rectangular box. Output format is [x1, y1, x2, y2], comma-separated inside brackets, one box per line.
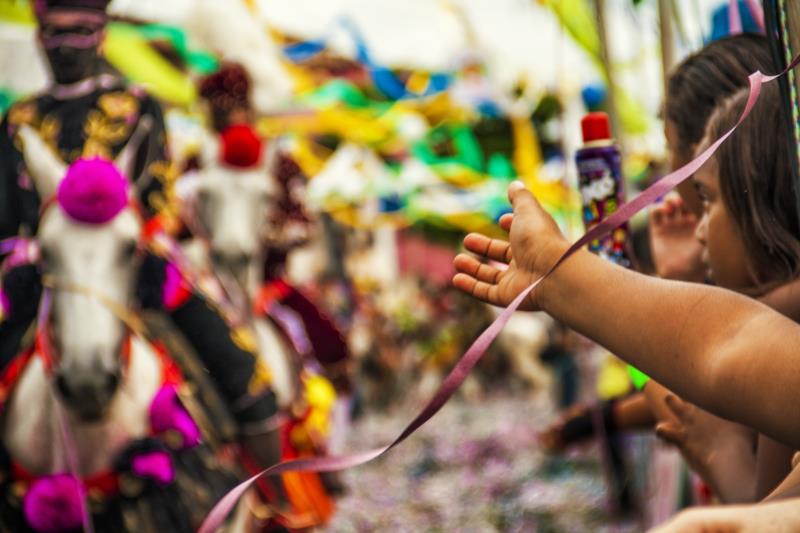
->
[575, 145, 631, 268]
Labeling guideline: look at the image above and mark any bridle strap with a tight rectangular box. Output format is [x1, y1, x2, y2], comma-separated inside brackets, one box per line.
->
[41, 275, 146, 337]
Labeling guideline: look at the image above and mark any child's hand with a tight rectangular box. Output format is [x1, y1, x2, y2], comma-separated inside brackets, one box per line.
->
[453, 182, 569, 311]
[655, 394, 755, 494]
[649, 193, 705, 282]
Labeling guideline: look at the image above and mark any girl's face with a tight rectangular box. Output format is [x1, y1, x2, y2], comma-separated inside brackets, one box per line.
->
[693, 159, 755, 291]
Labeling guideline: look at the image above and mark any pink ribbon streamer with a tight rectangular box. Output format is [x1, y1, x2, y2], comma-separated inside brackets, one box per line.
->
[744, 0, 766, 32]
[729, 0, 743, 35]
[37, 289, 95, 533]
[730, 0, 766, 34]
[198, 60, 797, 533]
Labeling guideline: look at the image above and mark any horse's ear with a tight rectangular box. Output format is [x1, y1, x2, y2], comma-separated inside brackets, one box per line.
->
[17, 124, 67, 200]
[114, 115, 153, 182]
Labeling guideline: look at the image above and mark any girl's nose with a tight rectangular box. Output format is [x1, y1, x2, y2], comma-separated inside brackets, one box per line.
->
[694, 213, 708, 245]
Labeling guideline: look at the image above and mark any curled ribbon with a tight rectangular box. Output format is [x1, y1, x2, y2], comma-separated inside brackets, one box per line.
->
[127, 57, 795, 531]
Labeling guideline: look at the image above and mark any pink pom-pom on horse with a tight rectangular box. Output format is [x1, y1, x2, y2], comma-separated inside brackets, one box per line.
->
[57, 157, 130, 225]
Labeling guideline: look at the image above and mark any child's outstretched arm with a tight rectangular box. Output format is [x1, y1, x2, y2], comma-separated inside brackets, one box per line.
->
[453, 182, 800, 448]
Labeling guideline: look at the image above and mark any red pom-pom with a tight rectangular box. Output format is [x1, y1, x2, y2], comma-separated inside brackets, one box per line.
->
[220, 124, 263, 168]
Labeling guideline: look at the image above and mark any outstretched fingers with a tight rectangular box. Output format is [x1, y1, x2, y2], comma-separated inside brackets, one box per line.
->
[453, 253, 503, 284]
[463, 233, 512, 263]
[452, 273, 503, 306]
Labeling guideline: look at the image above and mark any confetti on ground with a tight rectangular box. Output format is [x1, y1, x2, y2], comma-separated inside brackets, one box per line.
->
[326, 391, 640, 532]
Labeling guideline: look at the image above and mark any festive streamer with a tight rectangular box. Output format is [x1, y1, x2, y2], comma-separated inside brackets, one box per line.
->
[544, 0, 650, 134]
[103, 24, 197, 106]
[744, 0, 766, 32]
[283, 17, 451, 100]
[199, 58, 797, 533]
[729, 0, 743, 34]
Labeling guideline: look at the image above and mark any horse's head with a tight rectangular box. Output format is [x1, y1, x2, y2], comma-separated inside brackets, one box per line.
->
[192, 126, 278, 297]
[18, 124, 144, 421]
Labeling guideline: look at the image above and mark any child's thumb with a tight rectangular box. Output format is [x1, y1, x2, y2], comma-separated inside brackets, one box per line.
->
[507, 181, 544, 215]
[655, 422, 685, 446]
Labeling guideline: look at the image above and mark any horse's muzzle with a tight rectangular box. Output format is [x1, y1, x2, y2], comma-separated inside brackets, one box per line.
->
[55, 370, 120, 421]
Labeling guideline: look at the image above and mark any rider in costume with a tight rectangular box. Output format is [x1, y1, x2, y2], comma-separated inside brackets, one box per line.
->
[199, 64, 353, 396]
[0, 0, 290, 510]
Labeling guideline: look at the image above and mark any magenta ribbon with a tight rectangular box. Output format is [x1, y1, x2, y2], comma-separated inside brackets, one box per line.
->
[198, 59, 796, 532]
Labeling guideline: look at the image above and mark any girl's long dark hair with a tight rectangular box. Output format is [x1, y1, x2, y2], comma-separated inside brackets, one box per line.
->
[665, 34, 774, 161]
[705, 83, 800, 288]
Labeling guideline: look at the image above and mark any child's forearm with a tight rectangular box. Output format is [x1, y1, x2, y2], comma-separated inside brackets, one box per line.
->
[537, 248, 800, 448]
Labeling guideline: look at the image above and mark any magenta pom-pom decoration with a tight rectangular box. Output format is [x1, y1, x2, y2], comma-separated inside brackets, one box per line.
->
[131, 450, 175, 486]
[149, 385, 202, 449]
[161, 262, 189, 311]
[23, 474, 84, 533]
[57, 158, 129, 224]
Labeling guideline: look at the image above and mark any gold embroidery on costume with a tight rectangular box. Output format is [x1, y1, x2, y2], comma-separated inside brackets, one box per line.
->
[97, 91, 139, 120]
[147, 160, 181, 221]
[83, 109, 131, 158]
[248, 360, 274, 394]
[7, 102, 38, 128]
[39, 115, 61, 150]
[230, 327, 274, 393]
[11, 110, 61, 159]
[231, 326, 258, 353]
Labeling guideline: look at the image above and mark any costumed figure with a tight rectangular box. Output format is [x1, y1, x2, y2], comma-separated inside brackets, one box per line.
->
[175, 64, 349, 525]
[0, 122, 258, 531]
[0, 1, 295, 528]
[200, 64, 353, 448]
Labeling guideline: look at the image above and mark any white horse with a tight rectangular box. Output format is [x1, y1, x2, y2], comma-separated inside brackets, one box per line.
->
[181, 135, 301, 409]
[3, 125, 258, 532]
[3, 125, 162, 478]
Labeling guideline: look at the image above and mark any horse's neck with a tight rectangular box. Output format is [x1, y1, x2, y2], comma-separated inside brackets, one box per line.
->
[3, 337, 162, 476]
